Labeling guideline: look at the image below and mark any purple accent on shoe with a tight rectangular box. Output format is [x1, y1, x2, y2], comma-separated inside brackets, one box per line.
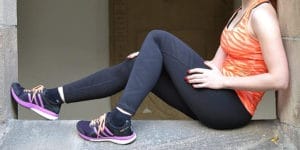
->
[111, 133, 136, 141]
[78, 132, 137, 142]
[93, 127, 98, 136]
[104, 127, 114, 136]
[101, 130, 109, 137]
[38, 94, 44, 108]
[28, 93, 31, 103]
[33, 94, 38, 106]
[11, 88, 58, 118]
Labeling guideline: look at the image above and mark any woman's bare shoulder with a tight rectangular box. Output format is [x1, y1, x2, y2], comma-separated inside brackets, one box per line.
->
[251, 3, 277, 21]
[250, 2, 279, 39]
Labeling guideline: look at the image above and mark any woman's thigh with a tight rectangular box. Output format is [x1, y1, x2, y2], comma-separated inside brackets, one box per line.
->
[191, 89, 252, 129]
[151, 70, 198, 120]
[150, 30, 251, 129]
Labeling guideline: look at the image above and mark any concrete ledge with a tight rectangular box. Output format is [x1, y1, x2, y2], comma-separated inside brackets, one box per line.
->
[0, 120, 299, 150]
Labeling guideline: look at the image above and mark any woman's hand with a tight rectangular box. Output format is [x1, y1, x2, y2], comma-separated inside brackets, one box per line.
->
[127, 51, 139, 59]
[185, 61, 225, 89]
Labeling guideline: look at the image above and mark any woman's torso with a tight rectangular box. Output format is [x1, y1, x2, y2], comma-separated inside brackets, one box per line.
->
[220, 0, 270, 115]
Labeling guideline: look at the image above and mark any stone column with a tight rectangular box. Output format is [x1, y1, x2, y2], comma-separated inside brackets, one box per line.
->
[0, 0, 18, 122]
[277, 0, 300, 127]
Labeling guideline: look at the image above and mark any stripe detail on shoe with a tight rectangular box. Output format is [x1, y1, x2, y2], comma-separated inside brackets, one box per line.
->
[38, 94, 44, 108]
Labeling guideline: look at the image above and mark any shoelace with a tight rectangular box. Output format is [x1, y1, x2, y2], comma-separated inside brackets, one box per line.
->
[23, 85, 45, 102]
[89, 113, 107, 137]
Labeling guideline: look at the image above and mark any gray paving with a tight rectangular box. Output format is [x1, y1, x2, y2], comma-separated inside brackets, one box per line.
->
[0, 120, 299, 150]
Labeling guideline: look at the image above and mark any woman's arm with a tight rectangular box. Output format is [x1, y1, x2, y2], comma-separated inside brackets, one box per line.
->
[186, 4, 289, 91]
[223, 4, 289, 91]
[210, 46, 227, 70]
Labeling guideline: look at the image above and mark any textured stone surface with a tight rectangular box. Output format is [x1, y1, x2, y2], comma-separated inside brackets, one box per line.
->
[278, 0, 300, 37]
[0, 26, 18, 149]
[278, 38, 300, 128]
[277, 0, 300, 128]
[0, 0, 17, 143]
[0, 120, 299, 150]
[280, 123, 300, 149]
[0, 27, 18, 122]
[0, 0, 17, 25]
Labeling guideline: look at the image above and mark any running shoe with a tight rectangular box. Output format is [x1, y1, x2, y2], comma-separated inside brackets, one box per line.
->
[11, 83, 61, 120]
[77, 113, 136, 145]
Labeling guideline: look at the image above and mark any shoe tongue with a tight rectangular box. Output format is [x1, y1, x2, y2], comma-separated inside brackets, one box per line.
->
[89, 119, 104, 132]
[87, 122, 100, 137]
[92, 126, 99, 134]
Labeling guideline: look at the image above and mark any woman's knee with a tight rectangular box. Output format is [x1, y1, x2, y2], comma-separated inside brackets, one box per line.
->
[147, 29, 169, 42]
[148, 29, 167, 36]
[114, 59, 135, 77]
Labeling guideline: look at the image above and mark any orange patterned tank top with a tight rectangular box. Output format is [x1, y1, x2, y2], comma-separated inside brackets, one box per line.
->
[220, 0, 270, 115]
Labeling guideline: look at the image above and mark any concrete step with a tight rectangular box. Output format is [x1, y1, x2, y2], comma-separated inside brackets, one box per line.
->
[0, 120, 299, 150]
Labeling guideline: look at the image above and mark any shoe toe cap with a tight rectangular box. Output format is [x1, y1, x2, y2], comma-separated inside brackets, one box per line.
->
[11, 83, 24, 95]
[76, 121, 97, 137]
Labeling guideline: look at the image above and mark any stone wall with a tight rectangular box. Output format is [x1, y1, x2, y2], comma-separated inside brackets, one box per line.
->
[277, 0, 300, 127]
[0, 0, 17, 122]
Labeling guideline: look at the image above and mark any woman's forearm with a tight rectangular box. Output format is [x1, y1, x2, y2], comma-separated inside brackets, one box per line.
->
[223, 73, 289, 91]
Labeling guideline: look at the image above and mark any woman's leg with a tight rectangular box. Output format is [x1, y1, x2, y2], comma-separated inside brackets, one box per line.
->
[151, 70, 198, 119]
[61, 56, 197, 118]
[10, 59, 138, 120]
[62, 60, 134, 103]
[116, 30, 251, 129]
[62, 58, 197, 119]
[11, 55, 196, 121]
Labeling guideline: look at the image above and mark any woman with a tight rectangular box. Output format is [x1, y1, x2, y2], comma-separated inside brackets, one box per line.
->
[11, 0, 288, 145]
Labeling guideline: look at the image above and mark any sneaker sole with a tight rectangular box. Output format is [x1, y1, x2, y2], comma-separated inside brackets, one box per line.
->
[78, 132, 137, 145]
[11, 88, 59, 120]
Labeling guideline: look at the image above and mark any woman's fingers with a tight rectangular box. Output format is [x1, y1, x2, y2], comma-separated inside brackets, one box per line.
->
[192, 83, 208, 88]
[185, 73, 207, 80]
[127, 51, 140, 59]
[187, 78, 206, 84]
[188, 61, 218, 74]
[186, 61, 224, 89]
[188, 68, 209, 74]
